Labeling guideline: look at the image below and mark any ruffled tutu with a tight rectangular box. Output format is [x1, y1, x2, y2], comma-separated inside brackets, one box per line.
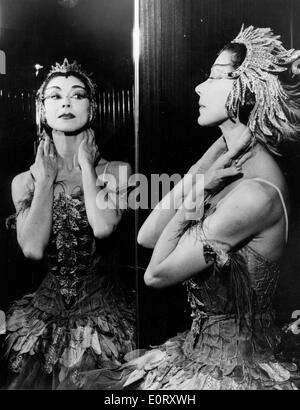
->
[62, 311, 300, 390]
[3, 188, 136, 389]
[4, 270, 136, 389]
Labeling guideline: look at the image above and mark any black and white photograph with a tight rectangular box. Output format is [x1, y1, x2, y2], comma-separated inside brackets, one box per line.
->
[1, 0, 300, 392]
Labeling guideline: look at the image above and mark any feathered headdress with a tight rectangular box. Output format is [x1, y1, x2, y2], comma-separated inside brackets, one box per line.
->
[225, 25, 300, 145]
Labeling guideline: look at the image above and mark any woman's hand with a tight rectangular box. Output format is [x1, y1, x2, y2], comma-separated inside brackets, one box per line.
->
[204, 127, 253, 193]
[78, 129, 100, 170]
[30, 135, 58, 186]
[183, 128, 253, 218]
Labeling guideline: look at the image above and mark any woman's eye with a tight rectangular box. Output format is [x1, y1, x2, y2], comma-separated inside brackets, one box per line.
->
[71, 93, 88, 100]
[205, 71, 217, 80]
[208, 74, 222, 80]
[45, 94, 61, 100]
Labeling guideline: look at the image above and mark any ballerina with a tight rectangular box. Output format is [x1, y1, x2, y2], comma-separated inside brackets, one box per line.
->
[3, 59, 136, 389]
[70, 25, 300, 390]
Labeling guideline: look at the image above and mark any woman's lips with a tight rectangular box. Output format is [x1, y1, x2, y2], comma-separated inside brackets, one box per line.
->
[59, 113, 75, 119]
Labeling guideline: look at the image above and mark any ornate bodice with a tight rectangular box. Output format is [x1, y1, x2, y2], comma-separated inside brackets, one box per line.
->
[45, 190, 97, 305]
[185, 245, 279, 316]
[183, 198, 280, 328]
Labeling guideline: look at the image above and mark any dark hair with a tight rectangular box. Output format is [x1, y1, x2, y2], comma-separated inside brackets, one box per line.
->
[219, 42, 300, 154]
[36, 67, 98, 138]
[38, 71, 96, 102]
[219, 43, 256, 127]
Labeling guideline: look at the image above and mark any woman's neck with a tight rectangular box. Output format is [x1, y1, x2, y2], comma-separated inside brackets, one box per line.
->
[52, 130, 83, 172]
[219, 119, 248, 152]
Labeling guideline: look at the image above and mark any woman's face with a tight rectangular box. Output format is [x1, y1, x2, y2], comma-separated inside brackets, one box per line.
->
[43, 75, 90, 133]
[195, 50, 236, 127]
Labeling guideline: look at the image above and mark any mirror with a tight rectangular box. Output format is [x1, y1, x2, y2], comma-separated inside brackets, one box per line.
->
[0, 0, 136, 389]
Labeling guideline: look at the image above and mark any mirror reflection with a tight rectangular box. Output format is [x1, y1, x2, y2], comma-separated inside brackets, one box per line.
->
[0, 0, 136, 389]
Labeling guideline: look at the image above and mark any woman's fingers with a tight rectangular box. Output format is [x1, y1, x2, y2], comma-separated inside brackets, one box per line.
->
[83, 129, 90, 145]
[218, 166, 243, 178]
[218, 149, 250, 169]
[37, 139, 44, 157]
[236, 151, 252, 167]
[214, 151, 232, 168]
[49, 141, 55, 157]
[215, 130, 252, 168]
[44, 135, 51, 156]
[88, 128, 96, 146]
[83, 130, 90, 145]
[80, 135, 87, 149]
[87, 129, 92, 144]
[224, 128, 252, 159]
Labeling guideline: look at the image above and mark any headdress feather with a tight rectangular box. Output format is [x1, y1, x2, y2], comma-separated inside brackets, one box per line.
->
[225, 25, 300, 149]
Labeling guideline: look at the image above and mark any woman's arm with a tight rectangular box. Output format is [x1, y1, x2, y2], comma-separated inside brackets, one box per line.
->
[144, 180, 280, 288]
[137, 136, 227, 248]
[81, 160, 131, 239]
[79, 129, 131, 239]
[13, 138, 57, 260]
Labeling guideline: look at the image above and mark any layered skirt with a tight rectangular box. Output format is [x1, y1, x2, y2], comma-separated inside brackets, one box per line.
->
[4, 271, 136, 389]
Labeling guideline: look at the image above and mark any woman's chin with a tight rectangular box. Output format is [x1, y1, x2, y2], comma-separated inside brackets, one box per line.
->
[52, 126, 84, 134]
[48, 119, 88, 134]
[197, 115, 210, 127]
[197, 115, 222, 128]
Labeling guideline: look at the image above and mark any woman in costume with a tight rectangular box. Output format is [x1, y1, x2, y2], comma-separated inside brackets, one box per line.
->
[71, 26, 300, 390]
[3, 59, 135, 389]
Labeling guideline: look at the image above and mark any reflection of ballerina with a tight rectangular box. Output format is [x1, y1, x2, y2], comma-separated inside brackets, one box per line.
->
[72, 26, 300, 390]
[4, 60, 135, 389]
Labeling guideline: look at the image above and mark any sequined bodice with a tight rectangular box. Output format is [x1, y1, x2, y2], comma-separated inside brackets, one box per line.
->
[186, 245, 279, 316]
[45, 191, 96, 305]
[185, 199, 280, 320]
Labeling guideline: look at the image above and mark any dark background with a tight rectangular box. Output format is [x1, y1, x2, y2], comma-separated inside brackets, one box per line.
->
[1, 0, 300, 358]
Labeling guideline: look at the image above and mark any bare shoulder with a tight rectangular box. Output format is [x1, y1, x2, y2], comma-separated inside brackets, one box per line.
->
[210, 179, 282, 230]
[227, 178, 276, 203]
[201, 178, 284, 248]
[11, 170, 34, 205]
